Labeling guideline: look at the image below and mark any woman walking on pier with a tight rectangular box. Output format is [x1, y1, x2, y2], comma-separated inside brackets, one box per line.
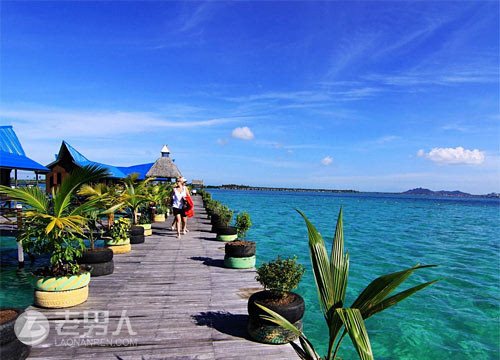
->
[171, 177, 188, 238]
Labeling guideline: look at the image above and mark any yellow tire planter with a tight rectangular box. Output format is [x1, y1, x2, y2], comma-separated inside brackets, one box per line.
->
[35, 285, 89, 308]
[34, 272, 91, 308]
[35, 272, 91, 291]
[138, 224, 153, 236]
[105, 237, 130, 246]
[107, 243, 132, 254]
[154, 214, 165, 222]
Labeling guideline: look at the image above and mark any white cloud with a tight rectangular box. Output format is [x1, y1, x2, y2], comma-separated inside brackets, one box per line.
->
[231, 126, 254, 140]
[216, 138, 228, 146]
[417, 147, 485, 165]
[0, 106, 236, 141]
[321, 156, 333, 166]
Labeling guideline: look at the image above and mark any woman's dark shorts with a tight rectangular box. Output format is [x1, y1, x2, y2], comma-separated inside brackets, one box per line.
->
[173, 207, 186, 217]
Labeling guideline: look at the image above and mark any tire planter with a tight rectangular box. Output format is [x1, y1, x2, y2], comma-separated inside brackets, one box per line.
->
[154, 214, 165, 222]
[247, 317, 302, 344]
[216, 226, 238, 241]
[137, 224, 152, 236]
[35, 272, 91, 292]
[0, 309, 22, 345]
[248, 290, 305, 325]
[107, 244, 131, 254]
[247, 290, 305, 344]
[35, 286, 89, 309]
[78, 248, 114, 277]
[130, 234, 145, 244]
[130, 226, 144, 236]
[79, 248, 113, 264]
[224, 255, 256, 269]
[0, 338, 30, 360]
[34, 272, 90, 308]
[105, 237, 130, 246]
[87, 260, 114, 277]
[225, 241, 256, 258]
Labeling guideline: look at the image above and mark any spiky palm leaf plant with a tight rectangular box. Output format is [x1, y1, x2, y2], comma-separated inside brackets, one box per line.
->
[258, 208, 438, 360]
[122, 175, 154, 224]
[0, 165, 109, 275]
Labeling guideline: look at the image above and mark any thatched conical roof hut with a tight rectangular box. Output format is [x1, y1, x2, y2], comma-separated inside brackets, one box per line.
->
[146, 145, 182, 181]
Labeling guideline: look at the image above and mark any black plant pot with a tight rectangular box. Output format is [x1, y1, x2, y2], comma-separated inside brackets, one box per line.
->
[78, 248, 114, 277]
[247, 290, 305, 344]
[225, 240, 256, 258]
[0, 308, 30, 360]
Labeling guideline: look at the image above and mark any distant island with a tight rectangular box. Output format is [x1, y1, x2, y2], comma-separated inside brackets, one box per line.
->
[402, 188, 500, 198]
[205, 185, 499, 198]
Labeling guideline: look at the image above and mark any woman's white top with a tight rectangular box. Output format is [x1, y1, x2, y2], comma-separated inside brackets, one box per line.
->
[172, 187, 187, 209]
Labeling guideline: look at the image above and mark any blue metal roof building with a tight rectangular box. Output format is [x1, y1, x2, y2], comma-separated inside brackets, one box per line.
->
[0, 126, 49, 173]
[0, 126, 49, 187]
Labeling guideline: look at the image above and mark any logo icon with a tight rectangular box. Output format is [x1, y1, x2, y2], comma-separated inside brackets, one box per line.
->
[14, 310, 50, 346]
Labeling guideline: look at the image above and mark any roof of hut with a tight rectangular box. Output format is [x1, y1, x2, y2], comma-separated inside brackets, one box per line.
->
[146, 146, 181, 179]
[47, 141, 126, 178]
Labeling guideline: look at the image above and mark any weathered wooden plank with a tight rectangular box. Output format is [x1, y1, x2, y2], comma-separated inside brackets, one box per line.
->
[24, 196, 297, 359]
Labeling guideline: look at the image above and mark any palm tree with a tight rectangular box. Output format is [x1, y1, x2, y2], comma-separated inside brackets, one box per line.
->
[258, 208, 438, 360]
[122, 174, 153, 225]
[78, 182, 124, 232]
[0, 165, 109, 275]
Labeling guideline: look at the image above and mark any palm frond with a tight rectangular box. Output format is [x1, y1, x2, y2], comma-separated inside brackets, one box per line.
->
[363, 279, 439, 318]
[0, 185, 48, 213]
[351, 264, 437, 316]
[336, 308, 373, 360]
[256, 303, 321, 360]
[296, 210, 335, 318]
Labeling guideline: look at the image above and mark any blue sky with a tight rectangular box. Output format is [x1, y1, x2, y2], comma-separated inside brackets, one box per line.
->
[1, 1, 498, 193]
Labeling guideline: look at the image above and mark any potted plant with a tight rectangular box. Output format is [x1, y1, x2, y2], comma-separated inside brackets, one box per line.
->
[235, 211, 252, 239]
[137, 207, 152, 237]
[0, 165, 108, 308]
[214, 206, 237, 241]
[225, 212, 256, 268]
[77, 210, 114, 277]
[105, 217, 132, 254]
[148, 184, 169, 222]
[257, 209, 438, 360]
[0, 308, 30, 359]
[247, 256, 306, 344]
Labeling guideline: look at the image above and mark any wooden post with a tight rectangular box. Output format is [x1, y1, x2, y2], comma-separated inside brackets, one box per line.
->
[14, 169, 18, 188]
[16, 203, 24, 268]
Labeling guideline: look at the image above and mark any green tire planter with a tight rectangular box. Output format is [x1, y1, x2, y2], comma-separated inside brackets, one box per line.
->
[105, 237, 130, 246]
[224, 255, 256, 269]
[216, 234, 238, 242]
[247, 317, 302, 344]
[35, 272, 91, 292]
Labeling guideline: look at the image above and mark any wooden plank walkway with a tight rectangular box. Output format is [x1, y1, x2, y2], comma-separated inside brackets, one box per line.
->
[26, 196, 297, 360]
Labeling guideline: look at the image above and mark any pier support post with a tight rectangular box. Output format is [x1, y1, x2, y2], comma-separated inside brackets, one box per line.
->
[16, 203, 24, 268]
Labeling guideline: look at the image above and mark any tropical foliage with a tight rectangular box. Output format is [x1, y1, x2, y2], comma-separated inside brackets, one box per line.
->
[258, 208, 438, 360]
[256, 256, 305, 298]
[235, 211, 252, 238]
[0, 165, 109, 275]
[121, 174, 153, 224]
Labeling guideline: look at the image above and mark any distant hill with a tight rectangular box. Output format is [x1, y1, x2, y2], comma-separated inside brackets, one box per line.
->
[402, 188, 499, 198]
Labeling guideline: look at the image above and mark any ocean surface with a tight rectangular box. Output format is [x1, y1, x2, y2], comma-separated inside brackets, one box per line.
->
[208, 189, 499, 360]
[1, 189, 498, 359]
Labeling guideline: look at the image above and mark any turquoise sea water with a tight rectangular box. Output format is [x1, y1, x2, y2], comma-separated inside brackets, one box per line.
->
[1, 190, 498, 359]
[209, 189, 500, 360]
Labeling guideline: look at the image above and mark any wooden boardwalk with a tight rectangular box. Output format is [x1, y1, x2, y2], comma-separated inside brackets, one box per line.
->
[26, 196, 297, 360]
